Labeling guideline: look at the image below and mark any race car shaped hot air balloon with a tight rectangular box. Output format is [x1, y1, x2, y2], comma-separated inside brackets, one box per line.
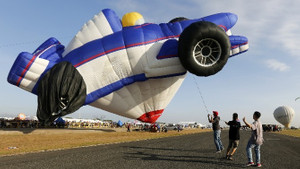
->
[7, 9, 248, 124]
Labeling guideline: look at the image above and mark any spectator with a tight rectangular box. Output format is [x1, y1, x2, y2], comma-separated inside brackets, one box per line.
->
[225, 113, 241, 160]
[208, 111, 224, 153]
[243, 111, 264, 168]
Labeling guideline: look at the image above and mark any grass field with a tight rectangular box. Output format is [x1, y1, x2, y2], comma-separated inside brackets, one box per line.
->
[275, 129, 300, 138]
[0, 128, 210, 156]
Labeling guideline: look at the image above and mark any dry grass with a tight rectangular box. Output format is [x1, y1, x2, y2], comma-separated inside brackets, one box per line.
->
[275, 129, 300, 138]
[0, 128, 210, 156]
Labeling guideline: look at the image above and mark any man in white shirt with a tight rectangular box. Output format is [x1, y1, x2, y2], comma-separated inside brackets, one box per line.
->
[243, 111, 264, 168]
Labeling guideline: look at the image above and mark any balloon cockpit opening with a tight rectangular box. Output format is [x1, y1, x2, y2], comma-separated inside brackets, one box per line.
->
[122, 12, 145, 27]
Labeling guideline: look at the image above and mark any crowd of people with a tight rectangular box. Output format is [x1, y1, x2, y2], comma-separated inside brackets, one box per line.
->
[0, 117, 185, 133]
[262, 124, 281, 132]
[0, 118, 122, 129]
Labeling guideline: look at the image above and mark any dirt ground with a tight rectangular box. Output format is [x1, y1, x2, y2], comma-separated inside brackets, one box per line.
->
[0, 127, 209, 156]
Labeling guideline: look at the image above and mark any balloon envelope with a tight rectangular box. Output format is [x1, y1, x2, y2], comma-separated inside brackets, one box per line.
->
[18, 113, 26, 120]
[7, 9, 249, 124]
[273, 106, 295, 128]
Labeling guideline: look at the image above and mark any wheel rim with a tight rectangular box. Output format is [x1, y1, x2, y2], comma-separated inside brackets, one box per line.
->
[193, 38, 222, 67]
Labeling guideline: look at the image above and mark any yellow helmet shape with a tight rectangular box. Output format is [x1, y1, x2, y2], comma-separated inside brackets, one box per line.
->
[122, 12, 145, 27]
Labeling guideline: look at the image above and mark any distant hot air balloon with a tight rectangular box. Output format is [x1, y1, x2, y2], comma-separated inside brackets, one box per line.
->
[273, 106, 295, 128]
[18, 113, 26, 120]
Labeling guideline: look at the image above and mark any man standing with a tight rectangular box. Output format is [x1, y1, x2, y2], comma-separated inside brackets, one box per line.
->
[225, 113, 241, 160]
[243, 111, 264, 168]
[208, 111, 224, 153]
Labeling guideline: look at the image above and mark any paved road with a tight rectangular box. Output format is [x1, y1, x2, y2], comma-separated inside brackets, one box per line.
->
[0, 130, 299, 169]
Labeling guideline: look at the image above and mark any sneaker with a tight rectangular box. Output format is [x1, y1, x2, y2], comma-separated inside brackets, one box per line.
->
[227, 155, 233, 160]
[216, 150, 222, 153]
[257, 163, 262, 168]
[246, 162, 255, 167]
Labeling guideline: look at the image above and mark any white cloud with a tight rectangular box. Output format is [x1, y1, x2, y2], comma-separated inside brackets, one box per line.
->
[186, 1, 300, 58]
[265, 59, 290, 72]
[271, 22, 300, 57]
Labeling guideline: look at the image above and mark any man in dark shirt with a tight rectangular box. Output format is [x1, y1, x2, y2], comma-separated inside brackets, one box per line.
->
[208, 111, 224, 153]
[225, 113, 241, 160]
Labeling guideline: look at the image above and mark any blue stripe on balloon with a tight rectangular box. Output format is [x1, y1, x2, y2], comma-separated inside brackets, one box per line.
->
[84, 73, 147, 105]
[84, 71, 186, 105]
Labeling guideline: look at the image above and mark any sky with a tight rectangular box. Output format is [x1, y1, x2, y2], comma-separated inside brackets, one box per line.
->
[0, 0, 300, 127]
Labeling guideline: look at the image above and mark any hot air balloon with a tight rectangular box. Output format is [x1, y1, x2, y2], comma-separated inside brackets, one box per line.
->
[273, 106, 295, 128]
[17, 113, 26, 120]
[7, 9, 249, 124]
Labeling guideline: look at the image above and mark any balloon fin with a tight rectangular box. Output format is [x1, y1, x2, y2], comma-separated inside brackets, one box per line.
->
[63, 9, 122, 56]
[7, 38, 64, 94]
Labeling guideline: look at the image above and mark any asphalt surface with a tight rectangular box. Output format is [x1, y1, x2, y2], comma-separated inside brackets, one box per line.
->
[0, 130, 299, 169]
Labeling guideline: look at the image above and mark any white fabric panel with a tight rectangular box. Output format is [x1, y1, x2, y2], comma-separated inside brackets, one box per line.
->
[231, 47, 239, 55]
[19, 58, 49, 92]
[107, 48, 133, 79]
[78, 42, 185, 95]
[125, 44, 147, 75]
[145, 65, 186, 78]
[226, 29, 232, 36]
[26, 57, 49, 73]
[22, 71, 43, 82]
[230, 43, 249, 56]
[19, 79, 36, 92]
[90, 75, 185, 119]
[77, 55, 118, 94]
[144, 41, 164, 68]
[160, 75, 185, 108]
[77, 49, 134, 94]
[240, 44, 249, 52]
[83, 20, 103, 41]
[90, 83, 144, 119]
[144, 40, 186, 77]
[79, 39, 187, 120]
[72, 24, 97, 46]
[92, 12, 114, 37]
[63, 11, 114, 56]
[63, 38, 83, 56]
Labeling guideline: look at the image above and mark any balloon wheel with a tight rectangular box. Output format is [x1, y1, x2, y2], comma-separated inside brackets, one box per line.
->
[193, 38, 222, 67]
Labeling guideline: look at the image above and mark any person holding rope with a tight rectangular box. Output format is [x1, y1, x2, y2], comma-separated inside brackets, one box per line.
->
[208, 111, 224, 153]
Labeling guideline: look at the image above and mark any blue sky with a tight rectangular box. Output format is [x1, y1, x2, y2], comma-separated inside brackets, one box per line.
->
[0, 0, 300, 127]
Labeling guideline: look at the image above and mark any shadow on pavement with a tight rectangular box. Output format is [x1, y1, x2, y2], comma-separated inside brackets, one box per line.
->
[124, 146, 245, 168]
[124, 146, 213, 154]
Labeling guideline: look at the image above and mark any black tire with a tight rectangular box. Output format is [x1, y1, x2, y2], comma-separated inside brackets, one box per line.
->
[178, 21, 230, 76]
[169, 17, 188, 23]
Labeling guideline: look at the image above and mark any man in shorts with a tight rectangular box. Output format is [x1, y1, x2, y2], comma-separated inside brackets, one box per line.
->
[225, 113, 241, 160]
